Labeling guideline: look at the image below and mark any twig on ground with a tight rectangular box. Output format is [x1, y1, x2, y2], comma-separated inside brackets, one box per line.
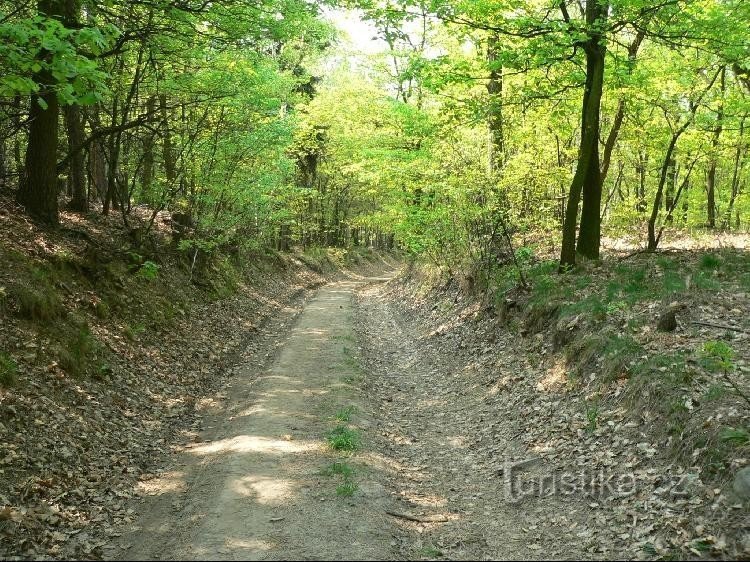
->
[385, 511, 449, 523]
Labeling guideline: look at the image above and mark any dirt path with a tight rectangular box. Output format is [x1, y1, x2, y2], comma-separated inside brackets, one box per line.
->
[110, 277, 398, 561]
[110, 270, 592, 561]
[354, 281, 596, 561]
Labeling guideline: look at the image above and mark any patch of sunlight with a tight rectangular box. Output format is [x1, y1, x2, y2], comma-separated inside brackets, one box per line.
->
[196, 397, 222, 412]
[233, 404, 268, 417]
[536, 361, 570, 393]
[300, 328, 328, 336]
[445, 435, 467, 448]
[224, 537, 275, 551]
[398, 489, 448, 509]
[530, 442, 555, 454]
[137, 471, 187, 496]
[187, 435, 311, 456]
[232, 475, 294, 504]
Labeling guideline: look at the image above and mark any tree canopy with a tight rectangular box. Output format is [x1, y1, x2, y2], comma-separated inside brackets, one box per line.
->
[0, 0, 748, 274]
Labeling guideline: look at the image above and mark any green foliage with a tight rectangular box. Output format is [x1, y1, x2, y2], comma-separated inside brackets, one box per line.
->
[585, 403, 599, 433]
[699, 253, 722, 270]
[566, 331, 642, 382]
[0, 15, 116, 102]
[335, 479, 358, 497]
[123, 323, 146, 342]
[0, 352, 18, 388]
[700, 341, 735, 372]
[334, 406, 356, 422]
[138, 261, 160, 281]
[326, 425, 360, 452]
[93, 300, 110, 320]
[719, 427, 749, 446]
[324, 462, 355, 479]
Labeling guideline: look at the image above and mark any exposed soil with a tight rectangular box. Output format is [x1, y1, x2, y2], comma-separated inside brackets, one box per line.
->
[109, 275, 401, 560]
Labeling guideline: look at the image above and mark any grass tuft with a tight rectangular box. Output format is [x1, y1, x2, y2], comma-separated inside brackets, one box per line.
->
[0, 352, 18, 388]
[326, 425, 360, 452]
[334, 406, 356, 422]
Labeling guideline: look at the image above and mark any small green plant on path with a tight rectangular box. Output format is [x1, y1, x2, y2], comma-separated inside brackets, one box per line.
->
[326, 425, 360, 452]
[335, 479, 358, 497]
[334, 405, 356, 422]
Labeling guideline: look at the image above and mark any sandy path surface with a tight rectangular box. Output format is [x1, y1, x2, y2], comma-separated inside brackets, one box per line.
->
[111, 278, 397, 560]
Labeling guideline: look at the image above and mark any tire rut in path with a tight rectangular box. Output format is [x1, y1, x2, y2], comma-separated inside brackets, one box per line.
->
[111, 279, 396, 561]
[355, 281, 592, 560]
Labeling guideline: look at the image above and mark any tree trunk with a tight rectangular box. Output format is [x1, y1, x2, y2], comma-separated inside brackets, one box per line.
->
[664, 155, 676, 224]
[160, 93, 176, 184]
[141, 95, 156, 193]
[706, 67, 725, 229]
[64, 104, 87, 211]
[17, 0, 64, 225]
[636, 151, 647, 212]
[724, 118, 746, 229]
[487, 33, 504, 174]
[89, 137, 107, 203]
[600, 30, 644, 184]
[648, 134, 678, 250]
[560, 4, 607, 270]
[575, 44, 606, 260]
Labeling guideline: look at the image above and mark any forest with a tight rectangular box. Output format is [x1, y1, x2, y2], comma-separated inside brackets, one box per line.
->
[1, 0, 747, 267]
[1, 0, 749, 560]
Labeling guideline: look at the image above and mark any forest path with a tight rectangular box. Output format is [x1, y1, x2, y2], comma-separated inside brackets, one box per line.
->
[109, 267, 582, 561]
[109, 273, 399, 561]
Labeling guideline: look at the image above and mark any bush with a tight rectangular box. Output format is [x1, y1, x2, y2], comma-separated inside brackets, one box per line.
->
[138, 260, 160, 281]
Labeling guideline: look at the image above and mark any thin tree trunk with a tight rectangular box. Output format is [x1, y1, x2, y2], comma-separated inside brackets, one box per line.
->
[724, 118, 746, 229]
[706, 67, 726, 229]
[64, 104, 87, 211]
[664, 155, 676, 224]
[141, 96, 156, 194]
[636, 151, 647, 212]
[487, 33, 504, 174]
[160, 93, 176, 184]
[600, 30, 645, 183]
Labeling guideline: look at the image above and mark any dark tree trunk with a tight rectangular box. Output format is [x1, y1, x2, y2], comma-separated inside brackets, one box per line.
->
[724, 118, 746, 229]
[64, 104, 87, 211]
[560, 3, 608, 270]
[575, 43, 606, 260]
[18, 76, 60, 224]
[648, 134, 680, 250]
[706, 67, 725, 229]
[12, 96, 24, 178]
[664, 156, 676, 224]
[90, 137, 107, 203]
[17, 0, 64, 225]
